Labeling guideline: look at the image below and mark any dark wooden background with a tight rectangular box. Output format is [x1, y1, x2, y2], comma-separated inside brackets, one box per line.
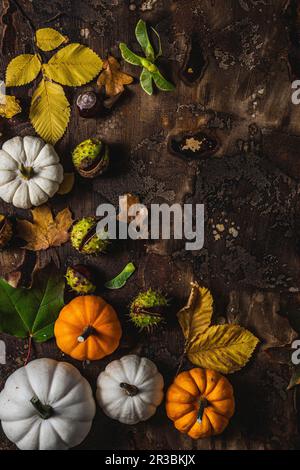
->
[1, 0, 300, 450]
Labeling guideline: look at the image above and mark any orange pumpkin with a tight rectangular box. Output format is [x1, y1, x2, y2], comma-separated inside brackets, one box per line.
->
[166, 368, 235, 439]
[54, 295, 122, 361]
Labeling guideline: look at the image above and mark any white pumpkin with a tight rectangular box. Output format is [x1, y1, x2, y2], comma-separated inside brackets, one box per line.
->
[0, 135, 63, 209]
[96, 354, 164, 425]
[0, 358, 96, 450]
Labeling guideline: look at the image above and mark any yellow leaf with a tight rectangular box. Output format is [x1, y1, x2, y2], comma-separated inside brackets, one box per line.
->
[187, 324, 259, 374]
[43, 43, 103, 86]
[97, 55, 133, 97]
[6, 54, 41, 87]
[177, 282, 213, 342]
[36, 28, 68, 52]
[29, 78, 70, 145]
[16, 205, 73, 251]
[57, 172, 75, 195]
[0, 94, 21, 118]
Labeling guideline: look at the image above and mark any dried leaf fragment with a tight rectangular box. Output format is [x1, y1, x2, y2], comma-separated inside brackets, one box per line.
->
[0, 94, 22, 118]
[17, 205, 73, 251]
[57, 173, 75, 195]
[117, 193, 141, 223]
[177, 282, 213, 342]
[97, 56, 133, 97]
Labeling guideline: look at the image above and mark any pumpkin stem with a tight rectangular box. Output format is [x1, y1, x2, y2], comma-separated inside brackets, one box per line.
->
[120, 382, 139, 396]
[197, 397, 208, 423]
[77, 325, 95, 343]
[19, 163, 34, 180]
[30, 396, 53, 420]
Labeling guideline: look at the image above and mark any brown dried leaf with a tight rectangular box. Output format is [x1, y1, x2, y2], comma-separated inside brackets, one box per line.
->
[57, 172, 75, 195]
[17, 205, 73, 251]
[97, 55, 133, 97]
[117, 193, 141, 223]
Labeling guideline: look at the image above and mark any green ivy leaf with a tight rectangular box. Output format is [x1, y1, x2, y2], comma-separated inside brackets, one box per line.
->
[152, 70, 175, 91]
[119, 43, 143, 66]
[0, 263, 64, 342]
[135, 20, 155, 62]
[105, 262, 136, 289]
[140, 68, 153, 95]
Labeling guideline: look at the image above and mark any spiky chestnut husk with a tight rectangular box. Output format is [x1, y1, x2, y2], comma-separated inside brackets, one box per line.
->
[71, 217, 109, 255]
[72, 138, 109, 178]
[66, 265, 96, 294]
[129, 289, 168, 330]
[0, 215, 13, 249]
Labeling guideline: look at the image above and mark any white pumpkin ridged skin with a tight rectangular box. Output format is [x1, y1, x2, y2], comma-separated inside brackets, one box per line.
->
[0, 136, 63, 209]
[0, 358, 96, 450]
[96, 355, 164, 425]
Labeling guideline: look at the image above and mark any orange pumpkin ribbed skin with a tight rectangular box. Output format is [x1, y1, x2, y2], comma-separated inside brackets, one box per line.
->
[54, 295, 122, 361]
[166, 368, 235, 439]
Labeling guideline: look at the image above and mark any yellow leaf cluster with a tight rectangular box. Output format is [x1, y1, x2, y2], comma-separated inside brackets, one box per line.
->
[178, 282, 259, 374]
[16, 205, 73, 251]
[5, 29, 103, 144]
[0, 94, 21, 119]
[35, 28, 68, 52]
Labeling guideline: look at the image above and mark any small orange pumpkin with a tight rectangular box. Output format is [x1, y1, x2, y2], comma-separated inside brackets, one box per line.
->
[54, 295, 122, 361]
[166, 368, 235, 439]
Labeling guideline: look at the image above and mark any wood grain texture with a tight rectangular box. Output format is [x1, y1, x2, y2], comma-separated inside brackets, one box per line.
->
[0, 0, 300, 450]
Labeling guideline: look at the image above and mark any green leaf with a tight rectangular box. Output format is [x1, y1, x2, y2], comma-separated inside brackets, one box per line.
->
[119, 43, 143, 66]
[135, 19, 155, 61]
[152, 70, 175, 91]
[105, 262, 136, 289]
[140, 68, 153, 95]
[0, 264, 64, 342]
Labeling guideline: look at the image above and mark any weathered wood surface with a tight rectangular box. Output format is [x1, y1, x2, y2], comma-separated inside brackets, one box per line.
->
[1, 0, 300, 450]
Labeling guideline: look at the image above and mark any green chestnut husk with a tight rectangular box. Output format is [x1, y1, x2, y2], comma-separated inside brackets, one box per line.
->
[66, 265, 96, 294]
[0, 215, 13, 249]
[72, 138, 109, 178]
[129, 289, 168, 330]
[70, 216, 109, 255]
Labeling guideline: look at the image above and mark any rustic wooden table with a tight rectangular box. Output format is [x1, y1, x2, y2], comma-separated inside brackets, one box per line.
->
[0, 0, 300, 450]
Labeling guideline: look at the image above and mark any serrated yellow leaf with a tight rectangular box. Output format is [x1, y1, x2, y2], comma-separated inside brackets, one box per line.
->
[187, 324, 259, 374]
[6, 54, 41, 87]
[29, 79, 70, 145]
[43, 43, 103, 86]
[177, 282, 213, 342]
[0, 94, 21, 118]
[36, 28, 68, 52]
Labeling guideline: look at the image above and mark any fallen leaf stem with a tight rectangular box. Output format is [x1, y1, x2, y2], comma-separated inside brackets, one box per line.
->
[175, 343, 188, 376]
[24, 335, 32, 365]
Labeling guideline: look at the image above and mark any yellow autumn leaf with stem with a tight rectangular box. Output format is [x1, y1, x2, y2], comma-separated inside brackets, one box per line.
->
[6, 54, 41, 87]
[43, 43, 103, 86]
[29, 78, 70, 145]
[178, 282, 259, 374]
[35, 28, 68, 52]
[0, 94, 21, 118]
[187, 324, 259, 374]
